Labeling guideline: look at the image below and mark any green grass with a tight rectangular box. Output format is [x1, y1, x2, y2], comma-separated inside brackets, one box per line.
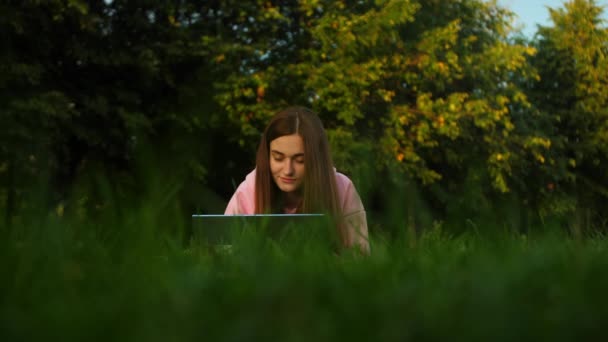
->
[2, 211, 608, 341]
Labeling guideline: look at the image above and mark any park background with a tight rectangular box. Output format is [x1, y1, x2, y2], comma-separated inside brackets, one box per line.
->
[1, 0, 608, 340]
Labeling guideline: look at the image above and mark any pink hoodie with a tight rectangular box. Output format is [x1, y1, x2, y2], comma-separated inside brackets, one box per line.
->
[225, 169, 369, 251]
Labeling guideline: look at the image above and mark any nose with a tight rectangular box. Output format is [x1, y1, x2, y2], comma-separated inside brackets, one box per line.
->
[284, 159, 295, 176]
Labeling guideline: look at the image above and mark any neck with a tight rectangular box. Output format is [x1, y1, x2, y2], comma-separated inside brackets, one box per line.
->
[283, 191, 302, 210]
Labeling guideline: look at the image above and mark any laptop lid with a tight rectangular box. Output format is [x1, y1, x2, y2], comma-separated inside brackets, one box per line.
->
[191, 214, 333, 245]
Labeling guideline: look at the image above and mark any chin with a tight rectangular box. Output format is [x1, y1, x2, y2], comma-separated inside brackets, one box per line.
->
[279, 185, 298, 192]
[275, 182, 300, 193]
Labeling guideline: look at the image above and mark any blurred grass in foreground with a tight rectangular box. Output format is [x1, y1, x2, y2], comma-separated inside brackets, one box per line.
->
[2, 208, 608, 342]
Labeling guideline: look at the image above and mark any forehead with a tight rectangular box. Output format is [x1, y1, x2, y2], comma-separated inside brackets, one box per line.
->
[269, 134, 304, 155]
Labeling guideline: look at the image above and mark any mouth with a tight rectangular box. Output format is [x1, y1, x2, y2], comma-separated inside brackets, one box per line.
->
[280, 177, 296, 184]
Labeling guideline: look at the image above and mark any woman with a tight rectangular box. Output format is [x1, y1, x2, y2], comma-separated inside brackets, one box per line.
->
[225, 106, 369, 253]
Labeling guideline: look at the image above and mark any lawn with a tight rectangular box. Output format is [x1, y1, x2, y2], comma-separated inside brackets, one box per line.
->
[2, 215, 607, 341]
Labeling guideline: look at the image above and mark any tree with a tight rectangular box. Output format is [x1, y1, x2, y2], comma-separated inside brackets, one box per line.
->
[213, 0, 546, 232]
[0, 0, 232, 223]
[528, 0, 608, 232]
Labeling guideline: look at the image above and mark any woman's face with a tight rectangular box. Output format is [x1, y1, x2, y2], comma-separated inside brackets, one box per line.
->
[269, 134, 305, 193]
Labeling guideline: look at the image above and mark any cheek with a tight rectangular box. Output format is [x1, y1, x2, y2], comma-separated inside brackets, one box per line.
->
[296, 164, 305, 176]
[269, 160, 280, 174]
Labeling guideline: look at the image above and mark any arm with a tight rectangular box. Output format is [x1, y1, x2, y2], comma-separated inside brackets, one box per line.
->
[224, 191, 243, 215]
[343, 209, 370, 254]
[340, 176, 370, 254]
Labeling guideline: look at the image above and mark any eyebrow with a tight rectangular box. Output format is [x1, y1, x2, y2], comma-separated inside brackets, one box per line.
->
[271, 150, 304, 158]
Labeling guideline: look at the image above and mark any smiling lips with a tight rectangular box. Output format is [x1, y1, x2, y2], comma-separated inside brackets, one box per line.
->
[280, 177, 296, 184]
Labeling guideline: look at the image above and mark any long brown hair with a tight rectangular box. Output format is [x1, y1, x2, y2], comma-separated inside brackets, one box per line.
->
[254, 106, 347, 244]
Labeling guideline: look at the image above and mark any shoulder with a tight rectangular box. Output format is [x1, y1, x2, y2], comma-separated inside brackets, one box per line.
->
[235, 169, 256, 193]
[225, 169, 256, 215]
[334, 171, 355, 190]
[333, 170, 358, 200]
[333, 170, 365, 215]
[244, 169, 256, 185]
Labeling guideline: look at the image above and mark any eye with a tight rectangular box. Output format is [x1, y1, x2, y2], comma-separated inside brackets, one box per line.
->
[295, 157, 305, 164]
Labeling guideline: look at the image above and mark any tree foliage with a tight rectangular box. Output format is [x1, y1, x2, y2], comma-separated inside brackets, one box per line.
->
[527, 0, 608, 230]
[1, 0, 607, 233]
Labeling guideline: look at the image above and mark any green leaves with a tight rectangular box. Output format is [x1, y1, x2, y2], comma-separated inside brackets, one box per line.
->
[1, 0, 608, 232]
[527, 0, 608, 222]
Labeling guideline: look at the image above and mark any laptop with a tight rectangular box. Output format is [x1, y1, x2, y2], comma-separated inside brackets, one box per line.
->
[191, 214, 333, 246]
